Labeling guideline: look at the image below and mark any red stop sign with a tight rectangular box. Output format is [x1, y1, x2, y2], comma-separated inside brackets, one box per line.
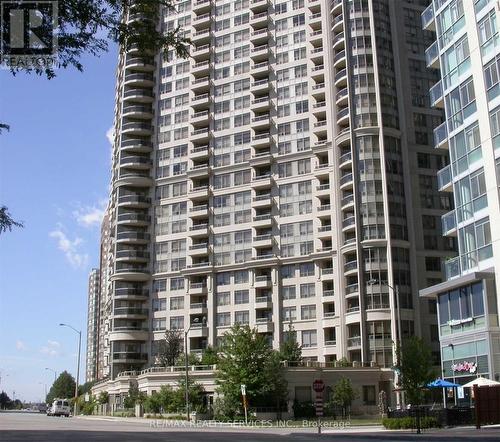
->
[313, 379, 325, 392]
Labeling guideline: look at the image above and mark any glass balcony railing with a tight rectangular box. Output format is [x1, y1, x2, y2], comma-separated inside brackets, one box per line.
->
[425, 41, 439, 67]
[441, 210, 456, 234]
[437, 165, 451, 190]
[433, 122, 448, 147]
[429, 80, 443, 106]
[421, 3, 434, 30]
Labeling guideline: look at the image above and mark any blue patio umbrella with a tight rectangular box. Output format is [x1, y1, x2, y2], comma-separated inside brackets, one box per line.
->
[427, 379, 460, 388]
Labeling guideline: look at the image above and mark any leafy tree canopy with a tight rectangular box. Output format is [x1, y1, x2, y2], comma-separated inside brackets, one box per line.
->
[157, 329, 183, 367]
[279, 324, 302, 362]
[8, 0, 190, 79]
[0, 206, 23, 235]
[46, 370, 76, 404]
[395, 336, 436, 406]
[330, 377, 358, 417]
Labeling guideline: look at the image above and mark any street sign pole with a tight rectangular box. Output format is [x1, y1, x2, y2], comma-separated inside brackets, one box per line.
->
[313, 379, 325, 435]
[241, 384, 248, 425]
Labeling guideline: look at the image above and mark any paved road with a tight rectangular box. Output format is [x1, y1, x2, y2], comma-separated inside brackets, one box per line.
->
[1, 411, 500, 441]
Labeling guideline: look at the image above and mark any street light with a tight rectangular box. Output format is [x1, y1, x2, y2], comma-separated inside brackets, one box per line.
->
[184, 316, 206, 421]
[367, 278, 403, 408]
[45, 367, 57, 383]
[59, 323, 81, 417]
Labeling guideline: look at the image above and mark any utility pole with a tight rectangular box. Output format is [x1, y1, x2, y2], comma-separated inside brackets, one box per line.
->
[60, 323, 82, 417]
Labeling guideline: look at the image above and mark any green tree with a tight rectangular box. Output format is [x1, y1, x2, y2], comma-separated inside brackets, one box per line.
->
[0, 206, 23, 235]
[200, 346, 219, 365]
[144, 391, 162, 414]
[46, 371, 76, 404]
[175, 352, 200, 366]
[78, 381, 95, 396]
[123, 383, 146, 408]
[157, 329, 183, 367]
[330, 377, 358, 418]
[395, 336, 436, 406]
[215, 324, 287, 418]
[279, 324, 302, 363]
[173, 378, 206, 414]
[98, 391, 109, 405]
[8, 0, 189, 79]
[0, 391, 12, 409]
[336, 357, 351, 367]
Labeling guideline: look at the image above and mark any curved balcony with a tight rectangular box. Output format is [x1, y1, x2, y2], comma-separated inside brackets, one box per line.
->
[117, 212, 151, 226]
[113, 307, 149, 318]
[339, 172, 353, 189]
[117, 195, 151, 209]
[341, 193, 354, 209]
[120, 139, 153, 153]
[122, 105, 153, 120]
[114, 287, 149, 300]
[333, 32, 345, 50]
[334, 68, 347, 87]
[111, 267, 150, 282]
[342, 216, 356, 231]
[345, 283, 359, 297]
[116, 231, 150, 244]
[115, 249, 150, 262]
[337, 106, 349, 126]
[331, 0, 343, 14]
[336, 87, 348, 105]
[344, 260, 358, 275]
[112, 352, 148, 363]
[121, 122, 153, 136]
[125, 56, 155, 71]
[339, 151, 352, 168]
[332, 13, 343, 31]
[123, 88, 154, 103]
[127, 10, 155, 24]
[333, 49, 346, 68]
[109, 327, 149, 341]
[124, 72, 154, 87]
[120, 155, 152, 169]
[115, 173, 153, 188]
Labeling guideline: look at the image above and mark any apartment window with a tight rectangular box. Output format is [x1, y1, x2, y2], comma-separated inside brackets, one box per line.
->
[478, 10, 497, 46]
[217, 291, 230, 306]
[425, 257, 441, 272]
[295, 100, 309, 114]
[301, 305, 316, 320]
[300, 283, 315, 298]
[234, 290, 249, 304]
[292, 0, 304, 9]
[484, 55, 500, 100]
[153, 318, 166, 331]
[276, 18, 288, 31]
[170, 316, 184, 330]
[170, 296, 184, 310]
[234, 310, 249, 324]
[153, 299, 167, 312]
[292, 13, 305, 27]
[295, 65, 307, 78]
[282, 285, 296, 300]
[281, 265, 295, 279]
[301, 330, 317, 348]
[282, 306, 297, 321]
[234, 270, 248, 284]
[278, 105, 290, 118]
[293, 30, 306, 44]
[217, 312, 231, 326]
[300, 262, 314, 277]
[154, 279, 167, 292]
[216, 272, 230, 286]
[294, 47, 306, 61]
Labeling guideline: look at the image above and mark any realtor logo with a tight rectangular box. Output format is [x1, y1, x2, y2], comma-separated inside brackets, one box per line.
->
[1, 1, 58, 69]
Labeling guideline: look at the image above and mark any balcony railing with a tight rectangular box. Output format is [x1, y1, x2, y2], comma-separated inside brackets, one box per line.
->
[437, 165, 451, 190]
[425, 40, 439, 67]
[434, 122, 448, 147]
[441, 210, 456, 234]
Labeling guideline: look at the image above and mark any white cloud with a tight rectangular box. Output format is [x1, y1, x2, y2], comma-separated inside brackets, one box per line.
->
[49, 226, 89, 269]
[106, 126, 114, 146]
[16, 340, 26, 351]
[72, 201, 105, 228]
[40, 340, 61, 357]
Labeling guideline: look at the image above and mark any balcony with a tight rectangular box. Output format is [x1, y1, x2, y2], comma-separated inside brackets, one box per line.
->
[339, 173, 353, 189]
[116, 231, 150, 243]
[347, 336, 361, 348]
[125, 56, 154, 71]
[120, 139, 152, 153]
[333, 49, 346, 68]
[342, 216, 355, 230]
[322, 289, 334, 298]
[255, 275, 272, 288]
[425, 40, 439, 69]
[331, 0, 342, 13]
[253, 234, 273, 248]
[344, 260, 358, 274]
[332, 32, 345, 50]
[433, 122, 448, 149]
[310, 29, 322, 44]
[111, 267, 150, 282]
[112, 352, 148, 363]
[441, 210, 457, 236]
[332, 13, 343, 31]
[192, 60, 210, 76]
[188, 323, 209, 338]
[124, 72, 154, 87]
[255, 318, 274, 333]
[251, 96, 270, 111]
[122, 105, 153, 120]
[192, 28, 210, 44]
[123, 88, 154, 103]
[318, 204, 331, 212]
[114, 287, 149, 300]
[309, 12, 322, 29]
[189, 204, 209, 217]
[316, 183, 330, 193]
[191, 93, 210, 109]
[120, 155, 152, 168]
[189, 185, 209, 198]
[251, 44, 269, 62]
[341, 194, 354, 209]
[117, 195, 151, 207]
[250, 12, 268, 27]
[250, 0, 268, 12]
[113, 307, 148, 318]
[115, 249, 150, 262]
[252, 61, 269, 76]
[117, 213, 150, 225]
[437, 165, 452, 191]
[190, 128, 210, 143]
[190, 145, 209, 160]
[421, 3, 435, 31]
[192, 77, 210, 93]
[193, 0, 211, 13]
[429, 80, 444, 108]
[337, 106, 349, 125]
[334, 68, 347, 87]
[444, 256, 460, 279]
[190, 302, 208, 315]
[121, 122, 153, 137]
[189, 223, 209, 237]
[251, 78, 269, 94]
[193, 13, 211, 29]
[189, 282, 208, 295]
[251, 28, 268, 44]
[255, 296, 272, 309]
[188, 242, 209, 256]
[253, 214, 273, 227]
[252, 114, 270, 129]
[192, 44, 210, 61]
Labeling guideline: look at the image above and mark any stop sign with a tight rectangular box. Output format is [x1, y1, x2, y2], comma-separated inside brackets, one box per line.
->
[313, 379, 325, 393]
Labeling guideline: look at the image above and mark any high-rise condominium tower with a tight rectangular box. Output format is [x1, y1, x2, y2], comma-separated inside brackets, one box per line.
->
[99, 0, 452, 379]
[420, 0, 500, 384]
[86, 268, 100, 383]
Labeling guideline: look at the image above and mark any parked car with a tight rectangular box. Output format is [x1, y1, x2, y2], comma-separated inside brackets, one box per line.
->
[48, 399, 71, 417]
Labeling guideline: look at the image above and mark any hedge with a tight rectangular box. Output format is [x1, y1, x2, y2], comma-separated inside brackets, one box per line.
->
[382, 416, 441, 430]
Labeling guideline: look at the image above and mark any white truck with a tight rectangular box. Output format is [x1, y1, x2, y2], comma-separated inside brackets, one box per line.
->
[47, 399, 71, 417]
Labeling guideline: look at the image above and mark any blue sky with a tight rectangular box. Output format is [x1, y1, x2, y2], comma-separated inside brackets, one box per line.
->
[0, 46, 118, 402]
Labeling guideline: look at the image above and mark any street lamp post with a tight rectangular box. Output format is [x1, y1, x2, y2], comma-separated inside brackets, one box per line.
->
[59, 323, 81, 417]
[45, 367, 57, 383]
[367, 279, 403, 409]
[184, 317, 206, 421]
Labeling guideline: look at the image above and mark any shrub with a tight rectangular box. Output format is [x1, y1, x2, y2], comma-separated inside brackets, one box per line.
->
[382, 416, 441, 430]
[292, 400, 315, 418]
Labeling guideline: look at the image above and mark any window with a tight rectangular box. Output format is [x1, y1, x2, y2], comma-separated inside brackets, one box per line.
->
[282, 286, 296, 300]
[425, 257, 441, 272]
[217, 291, 230, 306]
[282, 306, 297, 321]
[300, 262, 314, 276]
[300, 283, 315, 298]
[292, 14, 305, 27]
[234, 290, 249, 304]
[170, 296, 184, 310]
[170, 316, 184, 330]
[478, 10, 497, 46]
[235, 310, 249, 324]
[153, 298, 167, 312]
[301, 330, 317, 347]
[362, 386, 376, 405]
[301, 305, 316, 320]
[217, 312, 231, 326]
[234, 270, 248, 284]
